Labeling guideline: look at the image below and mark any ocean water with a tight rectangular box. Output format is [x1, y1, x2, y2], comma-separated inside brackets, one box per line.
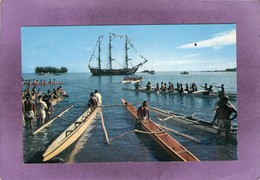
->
[23, 71, 237, 163]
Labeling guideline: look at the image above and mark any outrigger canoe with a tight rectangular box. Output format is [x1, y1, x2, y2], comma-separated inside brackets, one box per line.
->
[122, 87, 237, 99]
[121, 99, 199, 162]
[22, 82, 64, 86]
[149, 106, 237, 141]
[43, 107, 99, 162]
[122, 80, 141, 84]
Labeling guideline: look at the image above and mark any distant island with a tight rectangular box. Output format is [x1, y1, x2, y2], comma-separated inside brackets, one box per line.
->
[203, 67, 237, 72]
[35, 66, 68, 74]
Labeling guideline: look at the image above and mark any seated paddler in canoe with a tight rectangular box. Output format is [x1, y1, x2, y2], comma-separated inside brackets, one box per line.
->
[211, 94, 237, 141]
[146, 81, 152, 90]
[87, 92, 98, 111]
[137, 101, 150, 123]
[135, 82, 141, 89]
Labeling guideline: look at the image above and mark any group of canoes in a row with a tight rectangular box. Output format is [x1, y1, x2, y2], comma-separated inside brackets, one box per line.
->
[22, 86, 66, 129]
[23, 79, 64, 86]
[40, 93, 237, 162]
[136, 81, 224, 95]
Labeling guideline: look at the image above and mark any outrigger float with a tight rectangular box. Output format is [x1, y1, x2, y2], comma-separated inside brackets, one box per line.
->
[149, 106, 237, 141]
[123, 87, 237, 99]
[121, 99, 199, 161]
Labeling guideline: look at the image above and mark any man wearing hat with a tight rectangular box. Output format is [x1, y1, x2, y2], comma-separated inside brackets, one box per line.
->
[137, 101, 150, 122]
[211, 95, 237, 140]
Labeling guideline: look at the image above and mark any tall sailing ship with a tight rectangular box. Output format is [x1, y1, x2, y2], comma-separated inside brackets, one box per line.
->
[88, 33, 148, 75]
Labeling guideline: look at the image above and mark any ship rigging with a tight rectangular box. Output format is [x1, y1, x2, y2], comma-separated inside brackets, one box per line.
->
[88, 33, 148, 75]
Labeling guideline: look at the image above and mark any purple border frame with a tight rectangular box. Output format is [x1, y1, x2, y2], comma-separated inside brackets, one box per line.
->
[1, 0, 260, 179]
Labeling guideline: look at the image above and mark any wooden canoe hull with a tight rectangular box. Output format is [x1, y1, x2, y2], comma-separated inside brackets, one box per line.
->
[122, 88, 237, 99]
[121, 99, 199, 162]
[149, 106, 237, 141]
[43, 107, 98, 162]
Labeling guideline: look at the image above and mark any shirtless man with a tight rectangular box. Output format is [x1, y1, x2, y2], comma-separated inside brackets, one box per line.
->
[135, 82, 141, 90]
[211, 95, 237, 140]
[137, 101, 150, 123]
[23, 96, 35, 129]
[35, 95, 48, 126]
[155, 83, 160, 92]
[87, 92, 98, 110]
[146, 82, 152, 91]
[44, 96, 53, 120]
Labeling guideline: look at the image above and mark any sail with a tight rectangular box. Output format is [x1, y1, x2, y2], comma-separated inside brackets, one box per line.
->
[88, 33, 147, 75]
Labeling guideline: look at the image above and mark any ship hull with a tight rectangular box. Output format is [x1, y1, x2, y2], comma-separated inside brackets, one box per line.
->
[89, 67, 138, 75]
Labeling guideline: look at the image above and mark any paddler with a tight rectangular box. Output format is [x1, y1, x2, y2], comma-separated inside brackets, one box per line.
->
[94, 90, 102, 106]
[35, 95, 48, 126]
[178, 83, 184, 94]
[162, 83, 167, 92]
[203, 85, 213, 95]
[146, 81, 152, 90]
[185, 83, 189, 92]
[202, 83, 208, 90]
[87, 92, 98, 110]
[155, 83, 160, 92]
[135, 82, 141, 90]
[137, 101, 150, 123]
[176, 83, 180, 91]
[168, 82, 173, 91]
[160, 82, 165, 90]
[22, 95, 36, 129]
[211, 95, 237, 140]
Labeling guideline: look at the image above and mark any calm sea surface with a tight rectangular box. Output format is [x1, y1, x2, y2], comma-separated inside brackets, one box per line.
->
[23, 71, 237, 163]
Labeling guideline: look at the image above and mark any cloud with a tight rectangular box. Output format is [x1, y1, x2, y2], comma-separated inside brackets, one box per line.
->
[28, 65, 35, 69]
[178, 29, 236, 49]
[184, 53, 201, 58]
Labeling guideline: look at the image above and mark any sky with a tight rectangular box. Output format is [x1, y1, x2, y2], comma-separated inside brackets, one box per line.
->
[21, 24, 236, 73]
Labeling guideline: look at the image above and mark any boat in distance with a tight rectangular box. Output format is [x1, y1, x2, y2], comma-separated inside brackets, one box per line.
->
[149, 106, 237, 141]
[43, 107, 99, 162]
[181, 71, 189, 74]
[122, 87, 237, 99]
[88, 32, 148, 75]
[121, 99, 199, 161]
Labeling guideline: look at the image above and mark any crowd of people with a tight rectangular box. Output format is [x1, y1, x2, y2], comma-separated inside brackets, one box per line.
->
[22, 86, 65, 129]
[135, 81, 225, 95]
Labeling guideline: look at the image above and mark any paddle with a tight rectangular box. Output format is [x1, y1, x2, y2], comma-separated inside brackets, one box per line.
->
[32, 105, 73, 135]
[154, 123, 200, 143]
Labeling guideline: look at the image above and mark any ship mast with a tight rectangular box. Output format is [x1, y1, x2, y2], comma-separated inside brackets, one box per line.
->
[98, 36, 101, 69]
[125, 35, 129, 69]
[109, 32, 112, 69]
